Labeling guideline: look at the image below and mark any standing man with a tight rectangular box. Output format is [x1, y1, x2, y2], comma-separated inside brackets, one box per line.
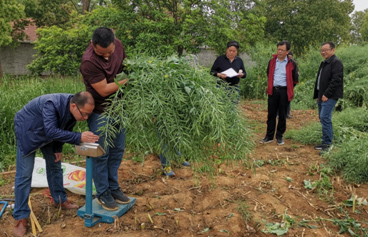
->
[13, 92, 99, 237]
[313, 41, 343, 152]
[260, 41, 299, 145]
[80, 27, 131, 211]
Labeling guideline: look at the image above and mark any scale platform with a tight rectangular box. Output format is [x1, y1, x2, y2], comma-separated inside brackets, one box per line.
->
[77, 197, 136, 227]
[75, 142, 136, 227]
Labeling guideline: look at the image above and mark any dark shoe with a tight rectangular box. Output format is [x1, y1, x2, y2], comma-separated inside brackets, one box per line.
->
[260, 137, 273, 144]
[314, 144, 329, 150]
[318, 144, 333, 156]
[96, 190, 118, 211]
[163, 166, 175, 177]
[54, 200, 79, 209]
[13, 218, 27, 237]
[111, 189, 131, 204]
[287, 115, 292, 119]
[277, 138, 285, 145]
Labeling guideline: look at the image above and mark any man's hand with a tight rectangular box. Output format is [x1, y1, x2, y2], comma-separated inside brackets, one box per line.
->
[54, 153, 62, 162]
[81, 131, 99, 143]
[322, 95, 328, 102]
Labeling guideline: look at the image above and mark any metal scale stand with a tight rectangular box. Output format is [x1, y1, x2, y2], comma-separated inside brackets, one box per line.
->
[75, 142, 136, 227]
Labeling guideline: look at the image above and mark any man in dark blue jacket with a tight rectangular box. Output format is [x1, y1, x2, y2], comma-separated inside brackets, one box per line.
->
[13, 91, 99, 237]
[313, 41, 343, 153]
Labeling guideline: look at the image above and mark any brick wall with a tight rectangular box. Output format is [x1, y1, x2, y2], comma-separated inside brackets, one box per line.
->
[0, 43, 37, 75]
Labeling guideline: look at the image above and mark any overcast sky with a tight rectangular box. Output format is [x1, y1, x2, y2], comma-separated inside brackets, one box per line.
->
[353, 0, 368, 12]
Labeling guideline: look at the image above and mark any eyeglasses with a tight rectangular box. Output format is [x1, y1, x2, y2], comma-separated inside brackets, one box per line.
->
[320, 48, 332, 53]
[75, 103, 91, 118]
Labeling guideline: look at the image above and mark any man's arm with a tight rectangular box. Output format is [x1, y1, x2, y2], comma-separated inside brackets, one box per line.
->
[43, 101, 82, 144]
[91, 78, 128, 97]
[323, 59, 343, 99]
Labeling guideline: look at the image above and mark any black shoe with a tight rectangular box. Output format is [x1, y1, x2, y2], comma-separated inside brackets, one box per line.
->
[277, 138, 285, 145]
[96, 190, 118, 211]
[111, 189, 131, 204]
[260, 137, 273, 144]
[314, 144, 329, 150]
[287, 115, 292, 119]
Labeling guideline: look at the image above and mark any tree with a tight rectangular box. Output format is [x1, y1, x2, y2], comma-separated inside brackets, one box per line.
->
[264, 0, 354, 55]
[360, 11, 368, 42]
[0, 0, 25, 77]
[351, 11, 367, 44]
[28, 1, 267, 75]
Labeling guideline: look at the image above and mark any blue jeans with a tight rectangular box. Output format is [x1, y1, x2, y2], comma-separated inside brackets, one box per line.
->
[157, 130, 181, 167]
[318, 99, 337, 145]
[160, 150, 181, 167]
[13, 142, 66, 220]
[88, 112, 126, 197]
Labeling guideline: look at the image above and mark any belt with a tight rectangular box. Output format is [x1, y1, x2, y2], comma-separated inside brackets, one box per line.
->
[273, 86, 287, 89]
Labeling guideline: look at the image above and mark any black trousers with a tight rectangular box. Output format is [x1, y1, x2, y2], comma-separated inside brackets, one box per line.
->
[266, 87, 289, 139]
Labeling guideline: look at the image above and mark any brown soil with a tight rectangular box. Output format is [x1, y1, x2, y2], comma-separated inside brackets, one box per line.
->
[1, 100, 367, 237]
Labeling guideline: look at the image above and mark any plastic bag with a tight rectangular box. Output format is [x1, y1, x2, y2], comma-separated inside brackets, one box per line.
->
[31, 157, 96, 195]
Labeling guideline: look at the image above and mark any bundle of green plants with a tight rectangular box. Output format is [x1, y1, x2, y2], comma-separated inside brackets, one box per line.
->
[99, 55, 254, 172]
[0, 76, 86, 170]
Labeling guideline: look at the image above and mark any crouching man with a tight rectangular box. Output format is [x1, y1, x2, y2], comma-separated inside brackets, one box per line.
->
[13, 91, 99, 236]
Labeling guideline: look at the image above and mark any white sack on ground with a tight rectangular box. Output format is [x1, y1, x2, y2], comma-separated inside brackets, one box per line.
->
[31, 157, 96, 195]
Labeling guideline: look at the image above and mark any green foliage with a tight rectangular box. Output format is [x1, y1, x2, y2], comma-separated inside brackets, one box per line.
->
[20, 0, 75, 27]
[287, 107, 368, 183]
[264, 0, 354, 56]
[27, 1, 267, 75]
[303, 165, 334, 201]
[328, 138, 368, 183]
[360, 11, 368, 41]
[239, 42, 274, 99]
[262, 209, 294, 236]
[235, 200, 252, 222]
[0, 76, 86, 170]
[0, 0, 25, 46]
[100, 55, 253, 172]
[350, 10, 367, 43]
[27, 24, 92, 75]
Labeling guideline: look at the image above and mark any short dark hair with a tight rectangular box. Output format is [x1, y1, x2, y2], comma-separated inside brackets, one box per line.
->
[227, 40, 240, 49]
[70, 91, 94, 107]
[322, 41, 335, 49]
[287, 51, 293, 56]
[277, 41, 291, 51]
[92, 27, 115, 48]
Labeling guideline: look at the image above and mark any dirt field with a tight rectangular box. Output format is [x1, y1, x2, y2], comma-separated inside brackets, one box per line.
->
[1, 100, 367, 236]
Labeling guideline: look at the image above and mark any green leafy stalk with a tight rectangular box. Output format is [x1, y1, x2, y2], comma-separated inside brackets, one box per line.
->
[99, 54, 253, 171]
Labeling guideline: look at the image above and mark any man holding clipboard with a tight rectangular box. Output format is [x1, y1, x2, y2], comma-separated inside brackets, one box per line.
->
[210, 40, 247, 105]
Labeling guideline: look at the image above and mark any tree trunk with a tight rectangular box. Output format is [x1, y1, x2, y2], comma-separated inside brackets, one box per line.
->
[81, 0, 91, 14]
[177, 45, 184, 57]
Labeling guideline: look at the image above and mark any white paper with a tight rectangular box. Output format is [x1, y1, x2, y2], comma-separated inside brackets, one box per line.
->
[221, 68, 238, 78]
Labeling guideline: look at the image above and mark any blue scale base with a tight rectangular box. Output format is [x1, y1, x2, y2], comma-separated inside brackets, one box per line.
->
[77, 197, 136, 227]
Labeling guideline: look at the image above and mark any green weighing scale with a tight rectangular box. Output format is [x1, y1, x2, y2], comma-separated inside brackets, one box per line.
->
[75, 142, 136, 227]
